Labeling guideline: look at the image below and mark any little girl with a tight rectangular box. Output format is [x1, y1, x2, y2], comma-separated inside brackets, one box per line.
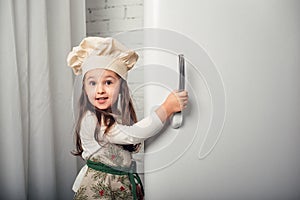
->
[67, 37, 188, 200]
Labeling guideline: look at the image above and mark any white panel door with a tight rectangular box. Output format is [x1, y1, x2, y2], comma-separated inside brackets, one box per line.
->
[142, 0, 300, 199]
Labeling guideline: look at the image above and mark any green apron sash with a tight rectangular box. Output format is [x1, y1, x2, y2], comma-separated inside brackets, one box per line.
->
[87, 159, 144, 200]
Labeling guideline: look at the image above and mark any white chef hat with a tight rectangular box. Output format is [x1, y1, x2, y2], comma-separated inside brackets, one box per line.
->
[67, 37, 138, 80]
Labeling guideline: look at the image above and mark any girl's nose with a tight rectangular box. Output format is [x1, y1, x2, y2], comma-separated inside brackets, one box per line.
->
[96, 83, 105, 94]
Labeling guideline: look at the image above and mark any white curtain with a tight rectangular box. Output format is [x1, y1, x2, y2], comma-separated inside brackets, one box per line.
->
[0, 0, 86, 199]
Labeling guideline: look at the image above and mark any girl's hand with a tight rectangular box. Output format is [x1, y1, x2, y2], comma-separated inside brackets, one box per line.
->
[155, 90, 188, 123]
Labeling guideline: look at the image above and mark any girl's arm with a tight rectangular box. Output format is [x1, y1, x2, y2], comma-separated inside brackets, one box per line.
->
[104, 90, 188, 144]
[79, 90, 188, 158]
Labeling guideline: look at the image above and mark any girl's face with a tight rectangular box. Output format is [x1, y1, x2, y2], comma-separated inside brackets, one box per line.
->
[84, 69, 121, 110]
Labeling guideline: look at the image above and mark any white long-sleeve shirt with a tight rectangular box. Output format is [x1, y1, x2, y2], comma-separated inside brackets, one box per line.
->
[80, 110, 164, 160]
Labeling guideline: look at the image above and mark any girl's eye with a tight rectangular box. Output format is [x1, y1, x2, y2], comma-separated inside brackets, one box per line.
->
[89, 81, 96, 86]
[105, 80, 113, 85]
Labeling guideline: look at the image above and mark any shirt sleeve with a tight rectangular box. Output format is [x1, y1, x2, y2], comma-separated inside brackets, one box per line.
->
[80, 112, 102, 159]
[103, 111, 164, 145]
[80, 110, 164, 157]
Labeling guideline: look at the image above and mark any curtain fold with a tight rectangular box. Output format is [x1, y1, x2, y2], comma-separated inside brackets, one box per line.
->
[0, 0, 86, 199]
[0, 1, 27, 199]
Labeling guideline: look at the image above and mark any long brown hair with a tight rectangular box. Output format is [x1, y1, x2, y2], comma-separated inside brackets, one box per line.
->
[72, 75, 139, 156]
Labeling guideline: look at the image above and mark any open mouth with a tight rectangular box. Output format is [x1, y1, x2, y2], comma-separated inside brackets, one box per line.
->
[95, 97, 109, 105]
[95, 97, 108, 100]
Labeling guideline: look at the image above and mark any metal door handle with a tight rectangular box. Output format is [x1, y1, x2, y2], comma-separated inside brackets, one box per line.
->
[171, 54, 185, 129]
[178, 54, 185, 91]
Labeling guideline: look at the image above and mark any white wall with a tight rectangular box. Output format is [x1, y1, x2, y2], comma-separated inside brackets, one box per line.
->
[86, 0, 143, 36]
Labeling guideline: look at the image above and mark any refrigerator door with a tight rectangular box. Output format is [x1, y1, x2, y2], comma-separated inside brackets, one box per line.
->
[141, 0, 300, 199]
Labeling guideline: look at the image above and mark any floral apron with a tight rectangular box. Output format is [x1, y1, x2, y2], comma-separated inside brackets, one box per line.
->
[73, 143, 144, 200]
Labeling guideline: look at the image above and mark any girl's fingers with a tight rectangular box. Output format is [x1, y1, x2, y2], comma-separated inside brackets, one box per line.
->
[173, 90, 187, 97]
[180, 103, 187, 110]
[180, 99, 188, 109]
[178, 91, 188, 97]
[170, 89, 188, 111]
[179, 96, 188, 102]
